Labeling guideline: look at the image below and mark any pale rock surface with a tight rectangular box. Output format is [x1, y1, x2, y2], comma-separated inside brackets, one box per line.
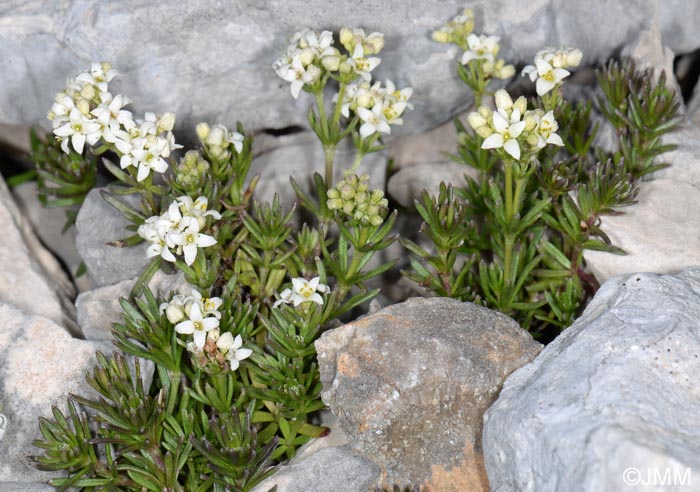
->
[75, 187, 149, 287]
[12, 181, 86, 287]
[388, 118, 459, 171]
[0, 303, 112, 482]
[76, 270, 191, 340]
[388, 161, 473, 208]
[0, 174, 76, 331]
[3, 1, 700, 137]
[250, 132, 386, 208]
[583, 28, 698, 282]
[316, 297, 541, 491]
[483, 268, 700, 492]
[251, 445, 380, 492]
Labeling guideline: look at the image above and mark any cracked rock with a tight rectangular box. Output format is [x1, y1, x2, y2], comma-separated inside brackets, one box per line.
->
[483, 268, 700, 491]
[316, 297, 541, 492]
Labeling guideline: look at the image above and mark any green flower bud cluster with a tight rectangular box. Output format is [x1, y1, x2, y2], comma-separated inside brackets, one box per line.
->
[175, 150, 209, 190]
[326, 172, 388, 226]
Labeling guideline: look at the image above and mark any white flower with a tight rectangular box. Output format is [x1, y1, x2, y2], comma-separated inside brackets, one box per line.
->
[76, 62, 117, 93]
[139, 221, 177, 262]
[169, 221, 217, 266]
[346, 44, 381, 82]
[526, 110, 564, 150]
[191, 289, 224, 319]
[216, 333, 253, 371]
[273, 277, 330, 308]
[52, 107, 102, 154]
[159, 294, 189, 324]
[522, 47, 581, 96]
[481, 90, 527, 160]
[175, 302, 219, 350]
[357, 104, 391, 139]
[131, 138, 170, 181]
[461, 34, 500, 65]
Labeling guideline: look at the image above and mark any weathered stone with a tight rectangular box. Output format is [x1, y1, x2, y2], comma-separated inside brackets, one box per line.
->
[387, 161, 472, 208]
[0, 303, 112, 482]
[483, 268, 700, 491]
[251, 132, 385, 208]
[583, 27, 696, 282]
[3, 1, 700, 137]
[388, 118, 459, 171]
[0, 483, 54, 492]
[12, 181, 86, 287]
[316, 297, 542, 491]
[0, 174, 76, 331]
[75, 187, 149, 287]
[76, 270, 191, 341]
[251, 445, 380, 492]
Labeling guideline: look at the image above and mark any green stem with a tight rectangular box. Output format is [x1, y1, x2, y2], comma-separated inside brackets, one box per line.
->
[351, 152, 365, 172]
[332, 82, 347, 129]
[504, 161, 514, 221]
[323, 144, 336, 185]
[315, 92, 330, 140]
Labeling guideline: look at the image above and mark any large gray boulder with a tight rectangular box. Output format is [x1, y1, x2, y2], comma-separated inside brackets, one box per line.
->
[483, 268, 700, 491]
[2, 1, 700, 136]
[316, 297, 541, 491]
[0, 174, 76, 331]
[75, 187, 149, 287]
[0, 303, 112, 482]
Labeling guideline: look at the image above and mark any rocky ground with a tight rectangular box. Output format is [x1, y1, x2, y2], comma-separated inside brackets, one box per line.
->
[2, 3, 700, 491]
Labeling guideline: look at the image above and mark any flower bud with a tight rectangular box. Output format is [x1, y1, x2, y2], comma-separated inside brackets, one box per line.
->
[327, 188, 340, 199]
[196, 122, 210, 141]
[370, 215, 383, 226]
[478, 106, 492, 119]
[47, 110, 55, 121]
[340, 184, 355, 200]
[77, 99, 90, 115]
[356, 91, 372, 108]
[299, 48, 315, 66]
[513, 96, 527, 116]
[476, 126, 494, 139]
[206, 125, 226, 147]
[565, 48, 583, 67]
[467, 112, 487, 130]
[551, 52, 567, 69]
[343, 202, 354, 215]
[322, 55, 341, 72]
[158, 112, 176, 132]
[80, 84, 96, 100]
[364, 33, 385, 55]
[494, 89, 512, 110]
[339, 61, 353, 74]
[431, 30, 450, 44]
[216, 332, 234, 352]
[165, 303, 186, 324]
[497, 63, 516, 79]
[523, 112, 539, 132]
[306, 64, 322, 82]
[339, 27, 354, 48]
[327, 198, 343, 210]
[208, 328, 221, 342]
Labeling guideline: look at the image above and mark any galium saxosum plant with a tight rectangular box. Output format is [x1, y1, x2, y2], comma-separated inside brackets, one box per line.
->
[403, 10, 681, 338]
[32, 26, 409, 492]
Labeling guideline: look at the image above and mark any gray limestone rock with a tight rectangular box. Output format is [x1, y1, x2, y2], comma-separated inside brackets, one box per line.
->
[0, 302, 112, 482]
[76, 270, 191, 340]
[251, 132, 386, 209]
[11, 181, 87, 289]
[483, 268, 700, 491]
[583, 27, 697, 283]
[387, 161, 473, 208]
[316, 297, 542, 492]
[0, 174, 76, 331]
[0, 483, 54, 492]
[75, 187, 149, 287]
[251, 445, 380, 492]
[3, 1, 700, 137]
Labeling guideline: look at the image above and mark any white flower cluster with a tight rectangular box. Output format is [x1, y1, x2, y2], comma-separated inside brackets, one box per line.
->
[340, 79, 413, 139]
[161, 291, 252, 370]
[467, 89, 563, 160]
[196, 122, 245, 162]
[522, 47, 583, 96]
[47, 62, 181, 182]
[431, 9, 475, 46]
[460, 34, 515, 80]
[273, 277, 330, 308]
[273, 29, 342, 99]
[137, 196, 220, 266]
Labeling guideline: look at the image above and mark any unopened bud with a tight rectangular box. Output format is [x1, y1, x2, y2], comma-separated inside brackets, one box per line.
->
[158, 112, 176, 132]
[322, 55, 341, 72]
[431, 30, 451, 44]
[196, 122, 210, 141]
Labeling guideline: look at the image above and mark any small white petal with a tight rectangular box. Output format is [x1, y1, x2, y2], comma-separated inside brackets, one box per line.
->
[481, 133, 504, 150]
[503, 139, 521, 160]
